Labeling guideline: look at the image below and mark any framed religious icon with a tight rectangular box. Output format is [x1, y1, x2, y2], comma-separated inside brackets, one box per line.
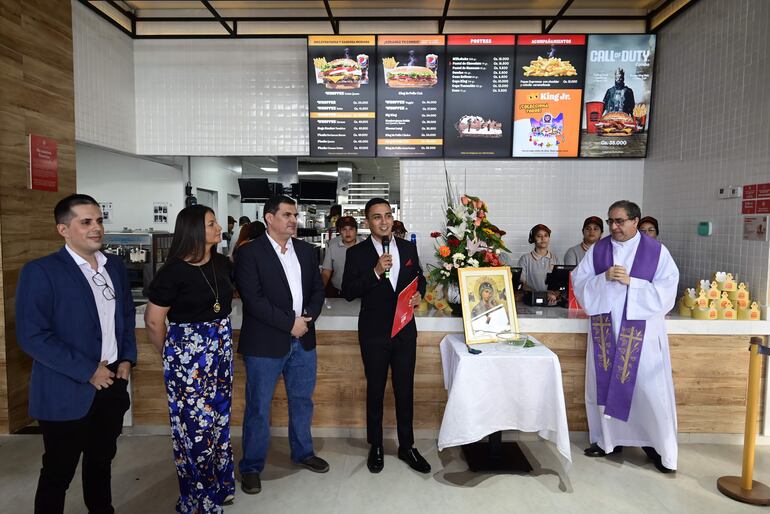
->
[457, 266, 520, 344]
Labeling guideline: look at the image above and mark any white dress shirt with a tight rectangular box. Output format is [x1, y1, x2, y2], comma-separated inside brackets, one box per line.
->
[370, 236, 400, 290]
[65, 245, 118, 364]
[266, 233, 304, 317]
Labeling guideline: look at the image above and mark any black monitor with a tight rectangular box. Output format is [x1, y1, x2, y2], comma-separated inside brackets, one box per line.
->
[546, 265, 576, 291]
[238, 178, 271, 202]
[298, 179, 337, 203]
[509, 266, 522, 291]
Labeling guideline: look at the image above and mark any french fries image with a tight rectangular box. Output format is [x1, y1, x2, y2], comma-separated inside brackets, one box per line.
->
[522, 56, 577, 77]
[313, 57, 328, 84]
[382, 57, 399, 84]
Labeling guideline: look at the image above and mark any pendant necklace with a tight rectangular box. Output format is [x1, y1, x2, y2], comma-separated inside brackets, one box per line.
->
[199, 260, 221, 313]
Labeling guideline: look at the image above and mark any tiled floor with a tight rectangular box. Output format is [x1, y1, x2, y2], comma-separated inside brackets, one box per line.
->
[1, 434, 767, 513]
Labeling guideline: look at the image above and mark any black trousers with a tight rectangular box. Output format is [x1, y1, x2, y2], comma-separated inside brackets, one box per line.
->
[35, 375, 130, 514]
[359, 332, 416, 449]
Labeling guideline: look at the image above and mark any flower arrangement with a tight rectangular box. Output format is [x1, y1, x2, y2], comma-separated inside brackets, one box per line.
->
[427, 194, 509, 287]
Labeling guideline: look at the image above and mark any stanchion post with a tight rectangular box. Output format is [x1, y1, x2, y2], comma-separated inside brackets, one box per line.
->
[742, 338, 762, 490]
[717, 336, 770, 505]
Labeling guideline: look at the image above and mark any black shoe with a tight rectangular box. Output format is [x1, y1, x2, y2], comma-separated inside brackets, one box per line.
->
[299, 455, 330, 473]
[642, 446, 675, 474]
[584, 443, 622, 457]
[367, 445, 384, 473]
[240, 473, 261, 495]
[398, 447, 431, 474]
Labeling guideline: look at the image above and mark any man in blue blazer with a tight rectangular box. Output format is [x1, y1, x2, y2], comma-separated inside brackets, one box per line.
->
[16, 194, 136, 514]
[235, 195, 328, 495]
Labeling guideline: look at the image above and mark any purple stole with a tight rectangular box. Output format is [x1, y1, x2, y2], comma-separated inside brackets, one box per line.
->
[590, 233, 661, 422]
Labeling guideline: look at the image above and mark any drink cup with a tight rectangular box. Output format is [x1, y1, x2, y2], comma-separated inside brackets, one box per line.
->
[585, 101, 604, 133]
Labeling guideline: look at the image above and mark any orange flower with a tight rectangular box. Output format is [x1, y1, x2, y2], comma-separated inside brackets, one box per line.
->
[438, 245, 451, 257]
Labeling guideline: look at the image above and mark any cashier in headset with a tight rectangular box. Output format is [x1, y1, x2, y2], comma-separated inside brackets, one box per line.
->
[517, 224, 560, 306]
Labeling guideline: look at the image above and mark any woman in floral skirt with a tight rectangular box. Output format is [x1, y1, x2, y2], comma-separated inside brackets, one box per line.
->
[145, 205, 235, 513]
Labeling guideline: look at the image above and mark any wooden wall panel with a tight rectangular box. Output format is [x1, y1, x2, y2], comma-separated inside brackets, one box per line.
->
[132, 330, 763, 435]
[0, 0, 77, 433]
[133, 330, 450, 429]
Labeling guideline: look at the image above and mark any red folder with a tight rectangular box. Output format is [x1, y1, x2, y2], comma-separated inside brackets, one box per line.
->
[568, 272, 583, 310]
[391, 277, 419, 338]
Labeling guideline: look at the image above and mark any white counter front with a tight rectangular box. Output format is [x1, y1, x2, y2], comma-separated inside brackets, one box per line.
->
[135, 298, 770, 335]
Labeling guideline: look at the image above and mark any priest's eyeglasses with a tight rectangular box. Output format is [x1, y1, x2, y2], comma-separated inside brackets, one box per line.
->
[606, 218, 632, 226]
[91, 271, 116, 301]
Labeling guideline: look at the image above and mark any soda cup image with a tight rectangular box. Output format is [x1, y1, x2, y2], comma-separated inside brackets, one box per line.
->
[585, 101, 604, 134]
[426, 53, 438, 74]
[357, 54, 369, 84]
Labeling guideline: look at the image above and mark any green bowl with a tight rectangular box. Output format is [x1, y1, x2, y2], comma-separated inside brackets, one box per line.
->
[497, 332, 528, 347]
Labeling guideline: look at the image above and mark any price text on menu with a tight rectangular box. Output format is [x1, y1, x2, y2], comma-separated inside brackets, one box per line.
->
[444, 35, 516, 158]
[308, 35, 376, 157]
[376, 35, 446, 157]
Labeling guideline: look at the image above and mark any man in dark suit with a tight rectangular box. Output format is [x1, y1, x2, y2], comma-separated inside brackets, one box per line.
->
[235, 195, 328, 494]
[342, 198, 429, 474]
[15, 194, 136, 514]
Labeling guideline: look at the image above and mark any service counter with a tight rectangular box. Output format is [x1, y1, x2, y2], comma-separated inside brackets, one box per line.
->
[132, 299, 770, 434]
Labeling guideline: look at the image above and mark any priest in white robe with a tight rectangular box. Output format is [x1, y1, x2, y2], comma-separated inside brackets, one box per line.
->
[572, 200, 679, 473]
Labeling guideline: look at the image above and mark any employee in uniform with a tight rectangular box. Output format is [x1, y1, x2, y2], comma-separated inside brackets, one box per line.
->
[564, 216, 604, 265]
[518, 224, 560, 306]
[321, 216, 360, 297]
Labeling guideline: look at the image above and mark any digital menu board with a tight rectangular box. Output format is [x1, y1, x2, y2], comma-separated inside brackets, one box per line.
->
[580, 34, 656, 157]
[308, 36, 376, 157]
[512, 35, 586, 157]
[376, 35, 445, 157]
[443, 35, 515, 158]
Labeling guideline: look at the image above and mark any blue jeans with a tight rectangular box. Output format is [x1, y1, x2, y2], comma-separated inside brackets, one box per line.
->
[239, 339, 317, 474]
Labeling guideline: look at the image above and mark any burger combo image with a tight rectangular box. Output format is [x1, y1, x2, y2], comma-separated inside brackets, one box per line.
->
[594, 111, 637, 136]
[382, 55, 438, 88]
[314, 57, 363, 90]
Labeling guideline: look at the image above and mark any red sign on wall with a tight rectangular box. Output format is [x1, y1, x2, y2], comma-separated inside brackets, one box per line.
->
[743, 200, 757, 215]
[28, 134, 58, 192]
[757, 199, 770, 215]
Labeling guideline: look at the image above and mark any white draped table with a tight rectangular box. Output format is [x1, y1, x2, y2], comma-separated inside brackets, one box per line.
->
[437, 333, 572, 464]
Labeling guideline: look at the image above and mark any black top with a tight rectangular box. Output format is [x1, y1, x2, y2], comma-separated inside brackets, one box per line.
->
[148, 253, 234, 323]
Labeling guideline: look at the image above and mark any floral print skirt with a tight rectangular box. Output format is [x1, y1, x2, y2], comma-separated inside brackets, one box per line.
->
[164, 318, 235, 514]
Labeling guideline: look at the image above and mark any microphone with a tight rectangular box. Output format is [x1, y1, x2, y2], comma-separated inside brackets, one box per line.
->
[382, 236, 390, 279]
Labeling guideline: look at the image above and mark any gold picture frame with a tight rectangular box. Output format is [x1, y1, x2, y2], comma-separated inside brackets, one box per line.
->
[457, 266, 520, 344]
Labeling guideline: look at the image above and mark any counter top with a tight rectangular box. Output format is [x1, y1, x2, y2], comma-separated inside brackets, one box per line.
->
[135, 298, 770, 335]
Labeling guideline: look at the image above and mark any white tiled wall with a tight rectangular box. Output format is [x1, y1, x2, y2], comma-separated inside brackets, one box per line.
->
[72, 0, 136, 153]
[644, 0, 770, 304]
[401, 159, 645, 266]
[76, 144, 184, 230]
[134, 39, 309, 156]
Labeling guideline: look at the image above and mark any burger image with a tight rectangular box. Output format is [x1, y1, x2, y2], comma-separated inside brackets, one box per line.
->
[595, 112, 637, 136]
[320, 58, 362, 89]
[386, 66, 437, 88]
